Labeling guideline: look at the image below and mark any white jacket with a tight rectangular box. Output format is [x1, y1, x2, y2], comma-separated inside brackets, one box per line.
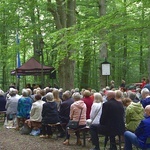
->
[90, 102, 103, 125]
[30, 100, 45, 122]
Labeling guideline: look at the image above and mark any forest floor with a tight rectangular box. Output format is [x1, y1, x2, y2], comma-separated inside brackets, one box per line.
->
[0, 124, 93, 150]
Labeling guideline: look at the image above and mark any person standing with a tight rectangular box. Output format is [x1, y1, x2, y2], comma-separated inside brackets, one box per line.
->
[141, 77, 146, 89]
[110, 80, 115, 90]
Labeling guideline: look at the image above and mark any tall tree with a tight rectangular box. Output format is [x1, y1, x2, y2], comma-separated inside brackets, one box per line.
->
[47, 0, 76, 90]
[98, 0, 108, 88]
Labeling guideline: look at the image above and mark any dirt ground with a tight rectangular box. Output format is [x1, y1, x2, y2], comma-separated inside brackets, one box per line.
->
[0, 126, 92, 150]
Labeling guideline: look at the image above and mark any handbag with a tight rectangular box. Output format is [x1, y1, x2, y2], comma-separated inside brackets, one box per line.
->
[20, 123, 32, 135]
[67, 109, 83, 129]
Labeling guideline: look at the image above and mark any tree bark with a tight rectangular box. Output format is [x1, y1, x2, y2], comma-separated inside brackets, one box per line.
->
[47, 0, 76, 90]
[98, 0, 107, 89]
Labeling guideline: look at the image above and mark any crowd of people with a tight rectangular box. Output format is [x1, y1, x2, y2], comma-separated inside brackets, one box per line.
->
[0, 79, 150, 150]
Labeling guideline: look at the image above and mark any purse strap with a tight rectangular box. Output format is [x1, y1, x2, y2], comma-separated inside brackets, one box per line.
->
[78, 108, 83, 122]
[91, 105, 102, 124]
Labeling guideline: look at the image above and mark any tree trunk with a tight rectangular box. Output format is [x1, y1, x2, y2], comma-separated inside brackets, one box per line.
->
[47, 0, 76, 90]
[80, 42, 91, 89]
[98, 0, 107, 89]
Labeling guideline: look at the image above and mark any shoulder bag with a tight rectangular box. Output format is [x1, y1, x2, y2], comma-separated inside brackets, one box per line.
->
[67, 108, 83, 129]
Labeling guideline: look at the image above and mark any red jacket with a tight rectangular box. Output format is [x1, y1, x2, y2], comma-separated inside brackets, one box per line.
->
[82, 96, 93, 119]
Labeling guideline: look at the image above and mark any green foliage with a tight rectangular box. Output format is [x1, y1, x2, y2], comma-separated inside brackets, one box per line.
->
[0, 0, 149, 90]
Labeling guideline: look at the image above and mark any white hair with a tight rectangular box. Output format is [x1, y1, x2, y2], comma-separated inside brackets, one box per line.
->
[72, 92, 81, 100]
[22, 89, 29, 97]
[141, 88, 150, 95]
[46, 92, 54, 102]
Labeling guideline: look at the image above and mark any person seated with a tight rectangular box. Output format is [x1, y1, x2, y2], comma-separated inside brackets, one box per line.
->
[16, 89, 32, 130]
[5, 88, 20, 128]
[53, 88, 62, 111]
[140, 88, 150, 108]
[63, 92, 86, 146]
[58, 90, 74, 138]
[90, 90, 125, 150]
[124, 105, 150, 150]
[0, 89, 6, 111]
[87, 92, 103, 126]
[40, 92, 60, 138]
[122, 98, 144, 132]
[82, 90, 93, 119]
[115, 90, 124, 102]
[25, 94, 45, 136]
[127, 91, 140, 103]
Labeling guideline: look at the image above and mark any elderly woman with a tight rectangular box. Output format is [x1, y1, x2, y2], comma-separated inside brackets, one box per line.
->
[5, 88, 20, 128]
[40, 92, 60, 138]
[87, 92, 103, 126]
[16, 89, 32, 130]
[0, 89, 6, 111]
[25, 94, 45, 135]
[63, 92, 86, 146]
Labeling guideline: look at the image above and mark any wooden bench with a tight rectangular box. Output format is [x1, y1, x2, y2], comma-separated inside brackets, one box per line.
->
[67, 126, 90, 146]
[48, 122, 61, 139]
[0, 111, 6, 123]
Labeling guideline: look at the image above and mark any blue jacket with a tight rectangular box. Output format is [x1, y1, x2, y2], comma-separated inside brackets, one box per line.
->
[141, 97, 150, 108]
[135, 116, 150, 149]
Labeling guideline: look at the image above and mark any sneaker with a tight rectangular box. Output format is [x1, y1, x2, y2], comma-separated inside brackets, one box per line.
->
[40, 135, 47, 138]
[30, 129, 40, 136]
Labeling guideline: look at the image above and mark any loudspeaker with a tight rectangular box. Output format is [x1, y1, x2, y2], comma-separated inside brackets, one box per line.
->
[50, 70, 56, 79]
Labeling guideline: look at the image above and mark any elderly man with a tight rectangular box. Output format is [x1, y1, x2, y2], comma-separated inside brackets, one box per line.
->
[124, 105, 150, 150]
[140, 88, 150, 108]
[90, 90, 125, 150]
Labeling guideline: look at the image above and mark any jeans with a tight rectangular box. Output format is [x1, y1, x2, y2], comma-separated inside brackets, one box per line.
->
[124, 131, 140, 150]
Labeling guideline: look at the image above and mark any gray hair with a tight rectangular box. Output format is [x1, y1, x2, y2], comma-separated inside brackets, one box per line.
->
[141, 88, 150, 99]
[141, 88, 150, 95]
[62, 90, 71, 100]
[72, 92, 81, 101]
[22, 89, 29, 97]
[46, 92, 54, 102]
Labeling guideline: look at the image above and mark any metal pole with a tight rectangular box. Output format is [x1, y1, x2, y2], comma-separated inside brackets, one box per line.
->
[40, 39, 44, 89]
[41, 48, 44, 89]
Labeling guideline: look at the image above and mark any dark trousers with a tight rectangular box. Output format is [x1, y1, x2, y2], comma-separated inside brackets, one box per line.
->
[90, 124, 117, 150]
[41, 124, 52, 135]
